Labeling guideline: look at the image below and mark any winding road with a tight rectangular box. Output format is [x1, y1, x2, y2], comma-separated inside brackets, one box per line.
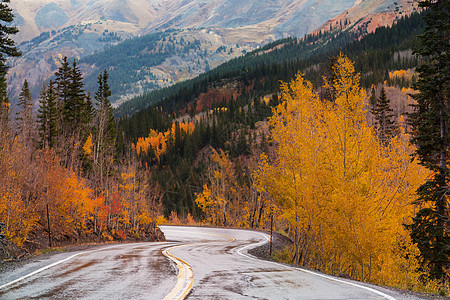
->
[0, 226, 421, 299]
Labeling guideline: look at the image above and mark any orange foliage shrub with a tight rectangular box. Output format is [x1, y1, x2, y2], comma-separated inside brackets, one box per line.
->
[134, 122, 194, 159]
[0, 137, 163, 248]
[0, 143, 95, 246]
[168, 211, 181, 225]
[389, 69, 407, 78]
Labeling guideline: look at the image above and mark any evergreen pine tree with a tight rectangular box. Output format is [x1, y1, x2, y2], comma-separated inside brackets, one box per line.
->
[54, 58, 88, 169]
[373, 87, 396, 144]
[37, 81, 58, 148]
[369, 85, 378, 126]
[406, 0, 450, 281]
[83, 91, 94, 135]
[64, 59, 86, 134]
[369, 85, 377, 112]
[237, 129, 248, 155]
[0, 0, 20, 135]
[16, 79, 34, 141]
[54, 56, 71, 139]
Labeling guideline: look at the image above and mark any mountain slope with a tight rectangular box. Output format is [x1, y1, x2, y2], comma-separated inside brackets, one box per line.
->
[116, 11, 423, 120]
[316, 0, 420, 34]
[8, 0, 359, 105]
[11, 0, 160, 43]
[9, 0, 418, 107]
[12, 0, 358, 44]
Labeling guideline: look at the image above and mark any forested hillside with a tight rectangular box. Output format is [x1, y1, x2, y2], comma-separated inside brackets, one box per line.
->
[77, 29, 255, 104]
[1, 59, 165, 251]
[80, 30, 196, 102]
[114, 12, 425, 217]
[116, 11, 424, 118]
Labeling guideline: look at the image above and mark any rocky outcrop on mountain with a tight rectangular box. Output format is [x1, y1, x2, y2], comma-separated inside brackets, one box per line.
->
[316, 0, 420, 35]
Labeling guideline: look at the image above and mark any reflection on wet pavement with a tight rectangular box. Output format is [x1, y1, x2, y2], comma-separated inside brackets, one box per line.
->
[1, 226, 404, 300]
[0, 243, 177, 299]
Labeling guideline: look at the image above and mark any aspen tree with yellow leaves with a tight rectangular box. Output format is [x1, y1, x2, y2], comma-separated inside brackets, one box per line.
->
[195, 147, 264, 227]
[255, 54, 431, 287]
[134, 122, 194, 161]
[118, 158, 164, 239]
[195, 147, 271, 228]
[195, 148, 238, 226]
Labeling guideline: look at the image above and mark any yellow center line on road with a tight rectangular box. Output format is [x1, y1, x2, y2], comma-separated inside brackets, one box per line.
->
[161, 230, 235, 300]
[162, 246, 193, 300]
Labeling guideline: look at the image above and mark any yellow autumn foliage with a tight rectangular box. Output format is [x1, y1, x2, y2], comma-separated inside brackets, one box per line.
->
[195, 148, 248, 226]
[83, 133, 93, 157]
[255, 54, 430, 288]
[389, 69, 407, 78]
[134, 122, 195, 160]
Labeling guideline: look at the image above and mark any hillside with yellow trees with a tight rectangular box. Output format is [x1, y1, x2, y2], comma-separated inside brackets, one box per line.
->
[124, 54, 443, 292]
[116, 10, 447, 291]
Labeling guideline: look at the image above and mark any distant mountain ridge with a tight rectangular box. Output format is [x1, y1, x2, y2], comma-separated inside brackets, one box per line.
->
[12, 0, 358, 44]
[8, 0, 418, 107]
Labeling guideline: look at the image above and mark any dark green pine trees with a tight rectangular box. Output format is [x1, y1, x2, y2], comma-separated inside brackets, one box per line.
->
[54, 56, 71, 140]
[64, 60, 87, 134]
[16, 80, 35, 146]
[0, 0, 20, 135]
[407, 0, 449, 281]
[55, 57, 93, 169]
[37, 81, 58, 148]
[37, 57, 94, 171]
[369, 85, 377, 112]
[372, 87, 396, 144]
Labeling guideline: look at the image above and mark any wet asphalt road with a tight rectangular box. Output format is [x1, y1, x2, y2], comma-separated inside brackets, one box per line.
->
[0, 242, 177, 299]
[0, 226, 421, 299]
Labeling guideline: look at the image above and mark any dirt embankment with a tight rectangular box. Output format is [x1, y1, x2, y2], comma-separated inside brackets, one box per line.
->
[248, 231, 292, 262]
[0, 236, 25, 263]
[0, 222, 26, 263]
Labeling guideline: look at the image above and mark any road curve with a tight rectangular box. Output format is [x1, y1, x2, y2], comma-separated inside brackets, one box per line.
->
[160, 226, 408, 300]
[0, 226, 422, 299]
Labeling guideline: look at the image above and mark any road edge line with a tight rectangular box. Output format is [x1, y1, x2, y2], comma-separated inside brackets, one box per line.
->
[236, 231, 396, 300]
[0, 251, 87, 290]
[0, 243, 138, 291]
